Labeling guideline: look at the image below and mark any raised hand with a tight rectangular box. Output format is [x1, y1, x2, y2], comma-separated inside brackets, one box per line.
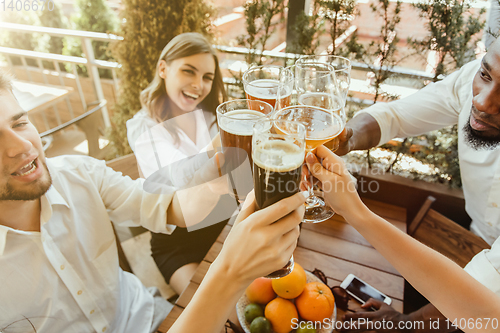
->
[215, 190, 307, 284]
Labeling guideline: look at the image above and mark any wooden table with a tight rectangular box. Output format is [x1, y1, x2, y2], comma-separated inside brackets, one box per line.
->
[12, 80, 73, 114]
[158, 197, 407, 332]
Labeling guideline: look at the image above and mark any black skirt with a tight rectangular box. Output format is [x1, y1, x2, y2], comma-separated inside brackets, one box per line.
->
[150, 195, 236, 284]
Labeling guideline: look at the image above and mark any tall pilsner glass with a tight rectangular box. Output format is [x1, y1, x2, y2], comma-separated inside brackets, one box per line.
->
[253, 119, 306, 278]
[295, 56, 350, 150]
[243, 65, 294, 109]
[217, 99, 273, 203]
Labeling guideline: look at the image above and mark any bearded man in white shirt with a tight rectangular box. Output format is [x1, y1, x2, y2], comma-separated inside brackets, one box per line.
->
[0, 72, 306, 333]
[336, 39, 500, 332]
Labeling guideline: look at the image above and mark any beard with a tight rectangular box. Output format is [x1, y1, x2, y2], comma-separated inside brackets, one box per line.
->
[0, 159, 52, 201]
[463, 114, 500, 150]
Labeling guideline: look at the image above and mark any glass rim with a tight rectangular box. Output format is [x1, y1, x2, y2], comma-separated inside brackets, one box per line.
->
[294, 61, 337, 81]
[253, 118, 307, 136]
[273, 105, 346, 139]
[296, 55, 352, 70]
[216, 98, 273, 118]
[253, 118, 306, 140]
[242, 65, 294, 86]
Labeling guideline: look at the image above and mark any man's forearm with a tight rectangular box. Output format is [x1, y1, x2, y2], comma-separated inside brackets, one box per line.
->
[409, 303, 457, 333]
[348, 112, 382, 151]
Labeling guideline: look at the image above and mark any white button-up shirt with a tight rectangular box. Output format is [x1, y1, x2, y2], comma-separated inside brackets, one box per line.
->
[358, 59, 500, 245]
[126, 109, 217, 179]
[0, 156, 176, 333]
[464, 236, 500, 296]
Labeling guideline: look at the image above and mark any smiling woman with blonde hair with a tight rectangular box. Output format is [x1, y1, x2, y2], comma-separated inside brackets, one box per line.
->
[126, 32, 229, 296]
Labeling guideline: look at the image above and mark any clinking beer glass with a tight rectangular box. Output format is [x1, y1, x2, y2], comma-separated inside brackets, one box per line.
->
[252, 119, 306, 278]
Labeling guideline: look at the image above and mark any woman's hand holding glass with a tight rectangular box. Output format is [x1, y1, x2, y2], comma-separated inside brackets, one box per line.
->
[214, 190, 306, 284]
[303, 146, 362, 218]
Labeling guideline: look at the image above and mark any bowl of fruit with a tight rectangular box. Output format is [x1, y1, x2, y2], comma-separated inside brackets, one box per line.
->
[236, 263, 336, 333]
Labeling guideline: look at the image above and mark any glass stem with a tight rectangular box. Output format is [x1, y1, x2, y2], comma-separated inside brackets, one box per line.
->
[306, 184, 319, 207]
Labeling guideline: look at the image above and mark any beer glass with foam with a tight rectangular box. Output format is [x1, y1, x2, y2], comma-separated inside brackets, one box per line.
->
[252, 118, 306, 278]
[216, 99, 273, 202]
[243, 65, 293, 109]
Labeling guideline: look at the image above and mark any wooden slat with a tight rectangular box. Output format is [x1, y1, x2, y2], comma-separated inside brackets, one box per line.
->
[413, 209, 489, 268]
[205, 241, 224, 263]
[362, 197, 407, 225]
[157, 305, 184, 333]
[216, 224, 232, 243]
[408, 196, 436, 235]
[302, 216, 373, 247]
[191, 260, 212, 285]
[176, 282, 200, 308]
[294, 247, 404, 300]
[298, 229, 401, 275]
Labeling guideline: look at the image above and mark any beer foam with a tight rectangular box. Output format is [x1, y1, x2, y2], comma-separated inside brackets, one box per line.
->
[218, 109, 265, 136]
[246, 79, 291, 100]
[253, 140, 304, 172]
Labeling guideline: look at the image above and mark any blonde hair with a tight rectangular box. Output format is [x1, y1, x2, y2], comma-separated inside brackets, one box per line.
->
[140, 33, 226, 144]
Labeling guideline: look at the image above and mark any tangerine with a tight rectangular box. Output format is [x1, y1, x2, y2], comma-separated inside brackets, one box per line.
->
[246, 277, 277, 304]
[264, 297, 299, 333]
[295, 281, 335, 322]
[271, 263, 307, 299]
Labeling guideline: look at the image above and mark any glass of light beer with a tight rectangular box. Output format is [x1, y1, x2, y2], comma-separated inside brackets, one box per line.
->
[217, 99, 273, 202]
[274, 105, 345, 223]
[253, 119, 306, 278]
[243, 65, 293, 109]
[296, 55, 351, 106]
[295, 60, 346, 151]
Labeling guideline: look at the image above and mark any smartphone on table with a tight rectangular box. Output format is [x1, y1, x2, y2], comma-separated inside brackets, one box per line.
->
[340, 274, 392, 306]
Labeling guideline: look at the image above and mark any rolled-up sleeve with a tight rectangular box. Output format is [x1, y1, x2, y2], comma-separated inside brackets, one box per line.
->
[98, 160, 177, 234]
[464, 238, 500, 296]
[355, 60, 480, 146]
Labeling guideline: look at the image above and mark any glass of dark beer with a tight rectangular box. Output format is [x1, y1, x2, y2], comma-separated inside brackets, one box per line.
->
[252, 119, 306, 278]
[217, 99, 274, 202]
[243, 65, 293, 109]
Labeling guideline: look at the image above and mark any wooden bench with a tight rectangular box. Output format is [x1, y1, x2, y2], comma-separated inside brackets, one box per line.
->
[408, 196, 490, 268]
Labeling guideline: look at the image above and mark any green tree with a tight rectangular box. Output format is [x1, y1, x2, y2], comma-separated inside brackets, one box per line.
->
[63, 0, 119, 77]
[360, 0, 402, 103]
[238, 0, 286, 65]
[108, 0, 216, 156]
[354, 0, 402, 167]
[0, 10, 49, 52]
[409, 0, 484, 81]
[287, 1, 324, 55]
[39, 2, 68, 55]
[318, 0, 359, 56]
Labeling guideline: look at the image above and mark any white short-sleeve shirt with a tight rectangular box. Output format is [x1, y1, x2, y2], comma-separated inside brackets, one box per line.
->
[357, 59, 500, 245]
[126, 109, 218, 179]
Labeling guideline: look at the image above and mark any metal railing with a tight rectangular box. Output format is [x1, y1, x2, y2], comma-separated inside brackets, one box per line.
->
[213, 44, 436, 81]
[0, 22, 123, 128]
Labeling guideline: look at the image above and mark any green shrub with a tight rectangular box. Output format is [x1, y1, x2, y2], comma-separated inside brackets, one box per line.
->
[0, 10, 49, 66]
[63, 0, 119, 77]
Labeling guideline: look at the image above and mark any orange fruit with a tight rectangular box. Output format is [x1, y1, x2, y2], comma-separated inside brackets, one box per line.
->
[246, 277, 277, 304]
[264, 297, 299, 333]
[271, 263, 307, 299]
[295, 281, 335, 322]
